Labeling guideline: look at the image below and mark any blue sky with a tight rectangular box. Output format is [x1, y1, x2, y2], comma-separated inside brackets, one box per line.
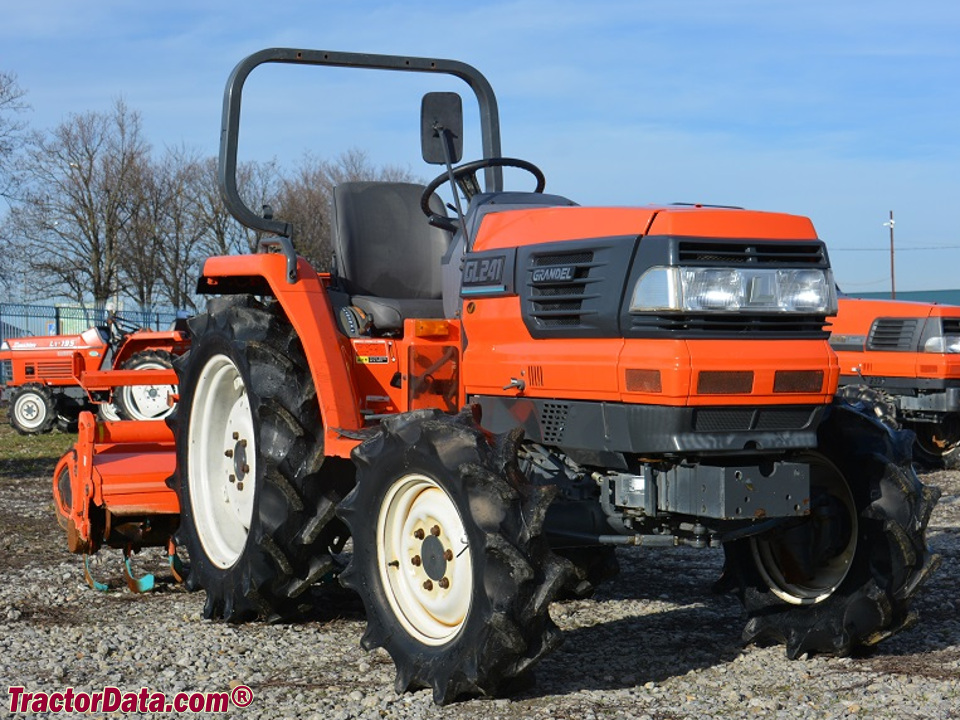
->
[3, 0, 958, 292]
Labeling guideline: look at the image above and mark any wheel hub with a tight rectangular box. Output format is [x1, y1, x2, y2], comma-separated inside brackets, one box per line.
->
[20, 401, 39, 421]
[419, 533, 448, 581]
[228, 435, 250, 486]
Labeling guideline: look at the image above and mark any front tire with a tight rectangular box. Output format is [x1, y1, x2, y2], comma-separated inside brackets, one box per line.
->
[170, 296, 353, 622]
[338, 410, 570, 704]
[8, 384, 55, 435]
[724, 402, 941, 658]
[908, 415, 960, 469]
[554, 546, 620, 600]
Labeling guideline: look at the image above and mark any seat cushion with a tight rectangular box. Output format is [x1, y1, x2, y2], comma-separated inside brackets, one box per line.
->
[352, 296, 445, 331]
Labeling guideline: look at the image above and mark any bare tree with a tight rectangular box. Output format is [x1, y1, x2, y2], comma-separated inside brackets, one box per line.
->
[0, 70, 29, 201]
[117, 149, 169, 309]
[152, 147, 208, 311]
[7, 99, 150, 304]
[0, 72, 30, 295]
[192, 156, 281, 259]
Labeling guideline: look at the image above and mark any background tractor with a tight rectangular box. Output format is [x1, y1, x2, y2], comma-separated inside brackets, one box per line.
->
[54, 48, 940, 705]
[831, 295, 960, 467]
[1, 314, 188, 434]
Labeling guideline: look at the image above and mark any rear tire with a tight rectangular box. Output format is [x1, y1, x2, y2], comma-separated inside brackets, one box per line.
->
[116, 349, 177, 420]
[170, 296, 353, 622]
[338, 410, 569, 703]
[8, 384, 55, 435]
[724, 402, 940, 658]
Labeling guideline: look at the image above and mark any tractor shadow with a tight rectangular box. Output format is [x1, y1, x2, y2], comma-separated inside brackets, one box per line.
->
[517, 537, 959, 700]
[526, 545, 745, 698]
[529, 605, 744, 699]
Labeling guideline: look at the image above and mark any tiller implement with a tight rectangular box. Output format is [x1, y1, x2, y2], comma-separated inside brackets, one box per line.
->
[52, 367, 182, 592]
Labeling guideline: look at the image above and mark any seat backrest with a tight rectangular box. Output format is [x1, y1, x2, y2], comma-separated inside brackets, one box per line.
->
[332, 182, 451, 299]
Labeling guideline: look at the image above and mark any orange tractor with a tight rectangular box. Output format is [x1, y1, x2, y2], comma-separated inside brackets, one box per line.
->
[1, 315, 188, 434]
[831, 295, 960, 467]
[52, 49, 940, 704]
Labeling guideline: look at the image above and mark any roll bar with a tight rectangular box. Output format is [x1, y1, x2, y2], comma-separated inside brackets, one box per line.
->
[218, 48, 503, 282]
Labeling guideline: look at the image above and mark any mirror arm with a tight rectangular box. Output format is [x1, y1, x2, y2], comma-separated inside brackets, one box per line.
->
[437, 124, 470, 240]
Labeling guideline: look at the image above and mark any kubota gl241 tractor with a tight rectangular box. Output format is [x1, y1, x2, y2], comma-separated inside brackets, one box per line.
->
[831, 294, 960, 467]
[54, 49, 940, 704]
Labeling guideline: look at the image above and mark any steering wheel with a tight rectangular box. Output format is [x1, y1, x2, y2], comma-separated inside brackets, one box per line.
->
[421, 157, 546, 231]
[106, 313, 140, 347]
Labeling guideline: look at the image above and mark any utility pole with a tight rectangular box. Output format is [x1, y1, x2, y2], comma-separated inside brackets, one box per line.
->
[883, 210, 896, 299]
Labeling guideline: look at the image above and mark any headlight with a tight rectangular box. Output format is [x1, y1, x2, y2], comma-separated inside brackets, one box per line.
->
[924, 336, 960, 353]
[630, 266, 837, 314]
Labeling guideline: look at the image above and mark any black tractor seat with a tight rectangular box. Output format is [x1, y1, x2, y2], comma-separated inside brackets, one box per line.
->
[332, 181, 452, 331]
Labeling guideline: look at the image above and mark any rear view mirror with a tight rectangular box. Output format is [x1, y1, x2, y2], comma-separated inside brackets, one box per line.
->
[421, 92, 463, 165]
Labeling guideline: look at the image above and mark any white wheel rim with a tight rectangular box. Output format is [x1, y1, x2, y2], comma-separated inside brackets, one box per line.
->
[187, 354, 256, 569]
[14, 392, 47, 430]
[120, 360, 177, 420]
[377, 473, 472, 646]
[99, 402, 121, 422]
[750, 463, 858, 605]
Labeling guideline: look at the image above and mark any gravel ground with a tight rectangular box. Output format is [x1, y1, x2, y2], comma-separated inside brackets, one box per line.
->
[0, 454, 957, 719]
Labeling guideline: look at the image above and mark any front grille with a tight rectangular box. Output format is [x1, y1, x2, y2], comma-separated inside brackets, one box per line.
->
[677, 240, 826, 266]
[534, 251, 593, 266]
[527, 251, 598, 328]
[36, 361, 73, 379]
[540, 402, 569, 444]
[867, 318, 919, 352]
[630, 313, 829, 337]
[693, 407, 817, 432]
[941, 318, 960, 335]
[693, 408, 754, 432]
[627, 237, 831, 340]
[754, 408, 817, 430]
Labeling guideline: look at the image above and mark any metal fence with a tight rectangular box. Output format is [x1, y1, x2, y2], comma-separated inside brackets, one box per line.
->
[0, 302, 180, 385]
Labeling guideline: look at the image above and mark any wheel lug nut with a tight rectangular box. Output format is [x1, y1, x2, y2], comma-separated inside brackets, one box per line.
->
[237, 482, 244, 491]
[422, 580, 433, 591]
[229, 474, 236, 483]
[239, 439, 248, 447]
[224, 449, 234, 458]
[411, 556, 422, 567]
[438, 577, 450, 589]
[413, 529, 425, 540]
[444, 549, 453, 561]
[232, 432, 240, 440]
[242, 464, 250, 474]
[430, 525, 441, 537]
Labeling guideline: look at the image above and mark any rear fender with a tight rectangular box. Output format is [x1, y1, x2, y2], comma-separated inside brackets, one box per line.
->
[198, 253, 362, 456]
[113, 330, 190, 366]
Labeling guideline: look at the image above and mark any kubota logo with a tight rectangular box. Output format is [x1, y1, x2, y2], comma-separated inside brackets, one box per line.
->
[531, 266, 576, 284]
